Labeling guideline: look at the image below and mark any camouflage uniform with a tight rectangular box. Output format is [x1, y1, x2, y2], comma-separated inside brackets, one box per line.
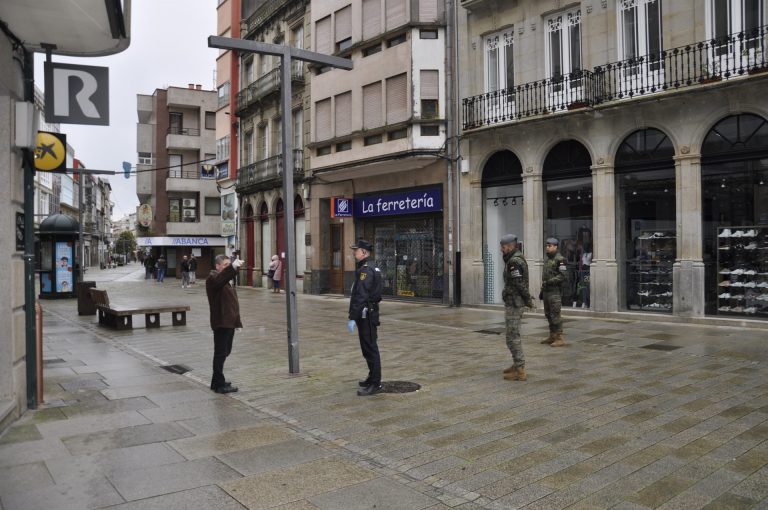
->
[542, 251, 567, 333]
[502, 250, 533, 368]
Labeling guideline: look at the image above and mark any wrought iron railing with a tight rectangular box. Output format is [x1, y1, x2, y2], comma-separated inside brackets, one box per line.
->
[243, 0, 287, 35]
[235, 61, 304, 114]
[237, 149, 304, 188]
[166, 127, 200, 136]
[463, 25, 767, 130]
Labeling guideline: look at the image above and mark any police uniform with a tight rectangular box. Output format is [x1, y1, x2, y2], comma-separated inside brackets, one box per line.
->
[500, 234, 533, 381]
[541, 237, 567, 346]
[349, 240, 383, 395]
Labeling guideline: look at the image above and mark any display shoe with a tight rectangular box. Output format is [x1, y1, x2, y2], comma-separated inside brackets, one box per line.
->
[718, 306, 731, 311]
[744, 242, 758, 250]
[719, 268, 731, 274]
[756, 282, 768, 288]
[718, 229, 732, 238]
[732, 230, 744, 237]
[744, 307, 757, 314]
[744, 229, 757, 237]
[744, 281, 756, 288]
[718, 280, 730, 287]
[718, 292, 731, 299]
[744, 269, 757, 275]
[503, 367, 526, 381]
[731, 269, 745, 275]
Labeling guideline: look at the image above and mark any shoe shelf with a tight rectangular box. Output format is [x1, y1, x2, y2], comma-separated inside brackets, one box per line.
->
[628, 232, 676, 313]
[717, 226, 768, 317]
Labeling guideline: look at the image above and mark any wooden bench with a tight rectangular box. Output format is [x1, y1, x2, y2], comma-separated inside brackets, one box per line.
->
[89, 289, 190, 330]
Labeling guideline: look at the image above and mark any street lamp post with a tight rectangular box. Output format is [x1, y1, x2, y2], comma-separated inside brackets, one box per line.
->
[207, 36, 352, 374]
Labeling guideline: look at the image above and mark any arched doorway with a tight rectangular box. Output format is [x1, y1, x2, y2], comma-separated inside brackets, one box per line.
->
[482, 150, 523, 304]
[615, 128, 676, 313]
[260, 202, 270, 281]
[702, 113, 768, 318]
[543, 140, 593, 308]
[244, 203, 255, 286]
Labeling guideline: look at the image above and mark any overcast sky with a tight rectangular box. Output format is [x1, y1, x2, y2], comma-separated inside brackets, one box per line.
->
[34, 0, 218, 221]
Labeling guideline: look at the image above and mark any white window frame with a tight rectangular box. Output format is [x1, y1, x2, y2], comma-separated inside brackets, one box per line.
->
[617, 0, 664, 93]
[545, 8, 583, 109]
[484, 29, 514, 93]
[707, 0, 764, 71]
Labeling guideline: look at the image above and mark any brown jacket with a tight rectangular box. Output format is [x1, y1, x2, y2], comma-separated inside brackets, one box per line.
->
[206, 265, 242, 330]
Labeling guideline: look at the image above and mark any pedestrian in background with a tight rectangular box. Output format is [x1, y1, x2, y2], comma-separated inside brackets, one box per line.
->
[230, 250, 241, 286]
[144, 255, 154, 280]
[540, 238, 568, 347]
[269, 255, 282, 293]
[348, 240, 384, 396]
[189, 256, 197, 285]
[155, 255, 166, 283]
[500, 234, 534, 381]
[206, 254, 244, 394]
[180, 255, 191, 288]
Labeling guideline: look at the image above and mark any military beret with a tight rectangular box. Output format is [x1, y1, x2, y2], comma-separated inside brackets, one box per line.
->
[499, 234, 518, 245]
[546, 237, 559, 245]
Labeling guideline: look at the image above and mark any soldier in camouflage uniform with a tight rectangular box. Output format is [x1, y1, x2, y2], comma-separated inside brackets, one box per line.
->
[540, 238, 568, 347]
[500, 234, 534, 381]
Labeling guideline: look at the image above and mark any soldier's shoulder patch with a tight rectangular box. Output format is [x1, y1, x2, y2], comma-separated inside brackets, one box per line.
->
[360, 272, 367, 280]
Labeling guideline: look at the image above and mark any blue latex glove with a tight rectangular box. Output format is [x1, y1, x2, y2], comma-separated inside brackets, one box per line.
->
[347, 320, 356, 333]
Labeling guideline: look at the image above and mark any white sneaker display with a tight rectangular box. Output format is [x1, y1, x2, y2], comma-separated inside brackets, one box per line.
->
[731, 269, 745, 275]
[744, 307, 757, 314]
[743, 229, 757, 237]
[756, 282, 768, 288]
[719, 268, 731, 274]
[718, 292, 731, 299]
[718, 229, 732, 238]
[718, 280, 730, 287]
[744, 242, 758, 250]
[743, 270, 757, 275]
[743, 281, 756, 288]
[718, 305, 730, 311]
[732, 230, 744, 237]
[730, 282, 743, 287]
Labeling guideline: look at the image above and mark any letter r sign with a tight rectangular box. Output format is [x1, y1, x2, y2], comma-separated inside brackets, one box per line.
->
[44, 62, 109, 125]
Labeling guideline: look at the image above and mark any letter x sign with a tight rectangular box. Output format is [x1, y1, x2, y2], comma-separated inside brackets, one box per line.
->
[44, 62, 109, 125]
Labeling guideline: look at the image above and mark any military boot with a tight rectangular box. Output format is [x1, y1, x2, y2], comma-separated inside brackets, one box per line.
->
[550, 332, 566, 347]
[504, 367, 526, 381]
[503, 365, 516, 374]
[540, 332, 555, 344]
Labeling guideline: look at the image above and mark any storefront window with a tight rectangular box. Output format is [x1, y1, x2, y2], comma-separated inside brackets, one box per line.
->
[702, 114, 768, 318]
[543, 141, 593, 308]
[365, 216, 444, 300]
[616, 129, 676, 313]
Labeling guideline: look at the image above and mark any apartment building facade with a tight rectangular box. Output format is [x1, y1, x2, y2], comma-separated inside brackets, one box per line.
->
[309, 0, 451, 300]
[136, 85, 223, 277]
[458, 0, 768, 321]
[234, 0, 312, 290]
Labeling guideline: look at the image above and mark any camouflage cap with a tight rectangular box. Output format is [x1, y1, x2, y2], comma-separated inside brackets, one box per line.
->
[499, 234, 518, 245]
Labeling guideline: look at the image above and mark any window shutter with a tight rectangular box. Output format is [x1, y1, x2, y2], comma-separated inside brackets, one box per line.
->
[419, 0, 437, 22]
[334, 92, 352, 136]
[315, 16, 332, 54]
[386, 73, 408, 124]
[420, 70, 438, 100]
[315, 99, 331, 141]
[362, 0, 381, 40]
[386, 0, 407, 31]
[363, 82, 383, 129]
[335, 5, 352, 43]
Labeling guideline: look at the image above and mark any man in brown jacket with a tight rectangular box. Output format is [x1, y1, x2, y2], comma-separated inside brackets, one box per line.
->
[206, 254, 244, 393]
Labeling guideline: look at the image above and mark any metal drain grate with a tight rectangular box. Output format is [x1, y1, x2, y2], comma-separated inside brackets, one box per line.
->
[160, 364, 191, 374]
[641, 343, 682, 351]
[381, 381, 421, 393]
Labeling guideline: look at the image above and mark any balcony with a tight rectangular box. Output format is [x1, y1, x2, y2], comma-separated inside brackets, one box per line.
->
[242, 0, 293, 37]
[236, 149, 304, 192]
[166, 126, 202, 150]
[235, 61, 305, 116]
[463, 25, 767, 131]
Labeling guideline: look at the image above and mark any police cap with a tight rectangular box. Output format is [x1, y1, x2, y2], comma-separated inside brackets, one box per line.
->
[350, 239, 373, 251]
[499, 234, 518, 246]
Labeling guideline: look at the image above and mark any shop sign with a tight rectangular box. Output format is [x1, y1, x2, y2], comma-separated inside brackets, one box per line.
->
[354, 187, 442, 218]
[221, 192, 236, 236]
[332, 197, 353, 218]
[136, 236, 228, 247]
[137, 204, 152, 227]
[34, 131, 66, 171]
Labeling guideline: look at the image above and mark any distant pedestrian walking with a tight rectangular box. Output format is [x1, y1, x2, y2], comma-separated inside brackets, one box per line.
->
[144, 255, 155, 279]
[269, 255, 282, 293]
[155, 256, 166, 283]
[180, 255, 191, 288]
[348, 240, 384, 396]
[540, 238, 567, 347]
[206, 254, 244, 394]
[500, 234, 534, 382]
[189, 256, 197, 284]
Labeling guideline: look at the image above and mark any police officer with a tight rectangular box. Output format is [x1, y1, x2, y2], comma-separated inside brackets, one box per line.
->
[540, 237, 568, 347]
[348, 239, 384, 396]
[500, 234, 534, 381]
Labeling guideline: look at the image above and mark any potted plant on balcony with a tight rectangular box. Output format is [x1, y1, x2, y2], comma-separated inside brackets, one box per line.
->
[567, 100, 589, 110]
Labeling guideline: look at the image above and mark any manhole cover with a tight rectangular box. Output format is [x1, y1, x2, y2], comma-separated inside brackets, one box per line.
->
[381, 381, 421, 393]
[160, 364, 191, 374]
[641, 343, 682, 351]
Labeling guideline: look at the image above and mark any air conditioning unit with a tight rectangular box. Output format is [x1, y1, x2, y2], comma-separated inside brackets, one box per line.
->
[182, 209, 196, 218]
[182, 198, 196, 208]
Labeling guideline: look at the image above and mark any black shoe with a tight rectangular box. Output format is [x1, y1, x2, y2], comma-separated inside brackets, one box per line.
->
[210, 381, 232, 390]
[357, 384, 382, 396]
[358, 379, 371, 387]
[214, 385, 238, 394]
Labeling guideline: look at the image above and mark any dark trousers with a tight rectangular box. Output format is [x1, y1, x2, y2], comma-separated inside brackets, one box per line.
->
[211, 328, 235, 389]
[356, 318, 381, 385]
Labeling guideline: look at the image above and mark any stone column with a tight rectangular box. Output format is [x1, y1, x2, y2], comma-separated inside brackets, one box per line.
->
[591, 160, 619, 312]
[523, 167, 544, 296]
[673, 149, 705, 317]
[467, 179, 484, 304]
